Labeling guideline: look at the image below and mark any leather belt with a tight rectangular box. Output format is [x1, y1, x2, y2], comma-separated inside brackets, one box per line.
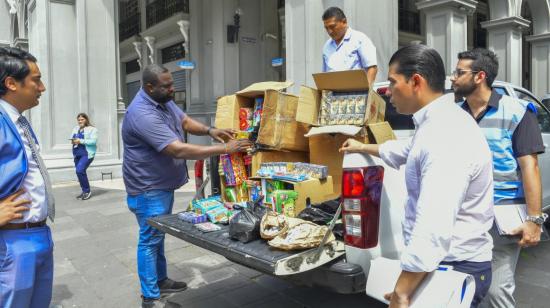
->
[0, 220, 47, 230]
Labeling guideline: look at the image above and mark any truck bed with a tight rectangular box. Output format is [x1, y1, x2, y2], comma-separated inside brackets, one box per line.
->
[148, 214, 345, 276]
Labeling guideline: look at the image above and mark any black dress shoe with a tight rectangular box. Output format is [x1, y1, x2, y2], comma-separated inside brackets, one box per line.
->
[158, 278, 188, 294]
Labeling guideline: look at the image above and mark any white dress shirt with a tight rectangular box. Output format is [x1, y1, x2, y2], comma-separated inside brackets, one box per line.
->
[0, 99, 48, 223]
[379, 94, 494, 272]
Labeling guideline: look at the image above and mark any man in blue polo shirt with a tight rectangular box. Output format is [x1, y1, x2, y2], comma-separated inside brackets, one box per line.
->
[122, 64, 251, 308]
[322, 6, 378, 85]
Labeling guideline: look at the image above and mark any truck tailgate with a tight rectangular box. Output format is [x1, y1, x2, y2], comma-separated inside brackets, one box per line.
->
[148, 214, 345, 276]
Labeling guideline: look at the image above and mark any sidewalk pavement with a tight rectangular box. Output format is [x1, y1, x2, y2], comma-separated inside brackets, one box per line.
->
[49, 180, 550, 308]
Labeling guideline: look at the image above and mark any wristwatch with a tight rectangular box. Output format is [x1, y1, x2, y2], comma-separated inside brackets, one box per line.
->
[526, 213, 548, 226]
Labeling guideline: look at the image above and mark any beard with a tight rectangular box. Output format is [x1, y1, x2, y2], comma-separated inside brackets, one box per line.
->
[151, 92, 173, 104]
[453, 81, 476, 98]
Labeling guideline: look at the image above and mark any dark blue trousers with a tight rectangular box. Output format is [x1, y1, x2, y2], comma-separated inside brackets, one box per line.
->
[74, 154, 94, 193]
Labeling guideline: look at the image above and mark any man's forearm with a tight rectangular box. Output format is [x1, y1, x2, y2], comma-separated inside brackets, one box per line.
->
[519, 155, 542, 216]
[393, 270, 428, 301]
[182, 116, 210, 136]
[164, 142, 225, 160]
[361, 143, 380, 157]
[367, 65, 378, 86]
[522, 165, 542, 216]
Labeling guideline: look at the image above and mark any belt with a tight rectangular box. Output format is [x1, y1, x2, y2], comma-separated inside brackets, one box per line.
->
[0, 220, 47, 230]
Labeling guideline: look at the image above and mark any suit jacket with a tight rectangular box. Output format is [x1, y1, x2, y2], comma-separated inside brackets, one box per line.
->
[0, 103, 31, 199]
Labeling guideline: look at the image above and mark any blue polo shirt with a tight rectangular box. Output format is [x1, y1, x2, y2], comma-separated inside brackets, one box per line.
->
[122, 89, 188, 195]
[322, 27, 377, 72]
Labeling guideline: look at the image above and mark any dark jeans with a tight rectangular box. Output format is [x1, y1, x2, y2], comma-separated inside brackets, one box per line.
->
[440, 260, 492, 308]
[74, 154, 94, 193]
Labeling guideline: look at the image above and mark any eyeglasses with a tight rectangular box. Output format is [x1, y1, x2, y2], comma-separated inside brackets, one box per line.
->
[452, 69, 480, 78]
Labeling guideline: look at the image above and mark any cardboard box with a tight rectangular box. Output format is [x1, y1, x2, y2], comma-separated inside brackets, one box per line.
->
[297, 69, 386, 126]
[215, 81, 309, 152]
[259, 177, 334, 217]
[251, 150, 309, 177]
[307, 122, 396, 197]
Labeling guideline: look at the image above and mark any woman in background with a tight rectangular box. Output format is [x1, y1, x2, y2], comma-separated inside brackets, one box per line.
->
[71, 113, 98, 200]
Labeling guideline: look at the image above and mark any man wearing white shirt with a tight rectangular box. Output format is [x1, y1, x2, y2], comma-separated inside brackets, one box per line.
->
[0, 47, 54, 307]
[322, 7, 378, 85]
[340, 44, 494, 308]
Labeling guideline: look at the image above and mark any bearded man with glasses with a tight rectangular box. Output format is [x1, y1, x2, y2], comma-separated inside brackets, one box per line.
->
[451, 48, 546, 308]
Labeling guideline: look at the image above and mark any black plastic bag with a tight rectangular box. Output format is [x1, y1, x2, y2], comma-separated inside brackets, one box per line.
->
[297, 207, 334, 225]
[229, 197, 268, 243]
[312, 198, 341, 215]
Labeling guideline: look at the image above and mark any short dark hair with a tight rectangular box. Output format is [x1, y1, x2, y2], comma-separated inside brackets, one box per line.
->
[0, 47, 38, 97]
[457, 48, 499, 87]
[389, 44, 446, 93]
[322, 7, 346, 21]
[77, 113, 92, 127]
[142, 64, 169, 86]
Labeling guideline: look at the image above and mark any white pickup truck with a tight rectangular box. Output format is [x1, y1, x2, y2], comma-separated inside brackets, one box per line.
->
[148, 81, 550, 294]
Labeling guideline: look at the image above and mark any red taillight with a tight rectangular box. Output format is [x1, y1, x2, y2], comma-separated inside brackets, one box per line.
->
[342, 170, 365, 197]
[342, 166, 384, 249]
[377, 87, 388, 96]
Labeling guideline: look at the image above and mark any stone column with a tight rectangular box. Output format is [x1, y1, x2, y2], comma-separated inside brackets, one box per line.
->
[526, 32, 550, 98]
[481, 16, 530, 86]
[417, 0, 477, 75]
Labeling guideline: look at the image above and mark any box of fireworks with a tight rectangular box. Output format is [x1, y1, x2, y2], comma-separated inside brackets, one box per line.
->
[255, 177, 334, 217]
[271, 190, 299, 217]
[192, 196, 224, 214]
[307, 122, 396, 197]
[177, 211, 208, 224]
[256, 162, 328, 180]
[246, 180, 263, 202]
[296, 69, 385, 126]
[206, 206, 230, 224]
[251, 150, 309, 176]
[195, 222, 222, 232]
[215, 81, 309, 152]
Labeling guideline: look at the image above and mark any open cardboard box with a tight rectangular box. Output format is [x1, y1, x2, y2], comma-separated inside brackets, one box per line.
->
[307, 122, 396, 197]
[215, 81, 309, 152]
[296, 69, 386, 126]
[252, 176, 334, 218]
[251, 150, 309, 176]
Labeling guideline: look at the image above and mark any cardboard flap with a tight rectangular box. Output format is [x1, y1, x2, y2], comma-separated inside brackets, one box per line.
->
[236, 81, 294, 97]
[297, 86, 320, 125]
[305, 125, 363, 137]
[368, 122, 396, 144]
[215, 95, 238, 129]
[312, 70, 369, 91]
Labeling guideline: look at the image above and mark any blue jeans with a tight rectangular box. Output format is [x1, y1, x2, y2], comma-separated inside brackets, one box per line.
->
[74, 154, 94, 193]
[0, 226, 54, 308]
[127, 190, 174, 299]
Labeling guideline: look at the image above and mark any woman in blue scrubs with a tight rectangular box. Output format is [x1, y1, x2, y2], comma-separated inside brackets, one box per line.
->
[71, 113, 98, 200]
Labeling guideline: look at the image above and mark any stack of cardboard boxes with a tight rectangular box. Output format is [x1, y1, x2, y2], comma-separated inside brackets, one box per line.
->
[214, 69, 395, 217]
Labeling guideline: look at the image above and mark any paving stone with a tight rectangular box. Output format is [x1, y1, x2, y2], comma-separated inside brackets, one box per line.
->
[217, 282, 277, 307]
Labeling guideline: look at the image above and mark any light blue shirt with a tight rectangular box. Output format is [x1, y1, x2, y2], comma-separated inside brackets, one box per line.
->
[322, 27, 377, 72]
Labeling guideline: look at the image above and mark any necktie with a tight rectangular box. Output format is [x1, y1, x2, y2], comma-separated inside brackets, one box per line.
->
[17, 115, 55, 222]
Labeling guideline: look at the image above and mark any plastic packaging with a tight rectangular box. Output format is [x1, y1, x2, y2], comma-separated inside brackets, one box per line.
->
[228, 197, 268, 243]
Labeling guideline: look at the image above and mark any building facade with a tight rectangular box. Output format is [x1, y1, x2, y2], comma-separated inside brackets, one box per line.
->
[2, 0, 550, 182]
[1, 0, 122, 183]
